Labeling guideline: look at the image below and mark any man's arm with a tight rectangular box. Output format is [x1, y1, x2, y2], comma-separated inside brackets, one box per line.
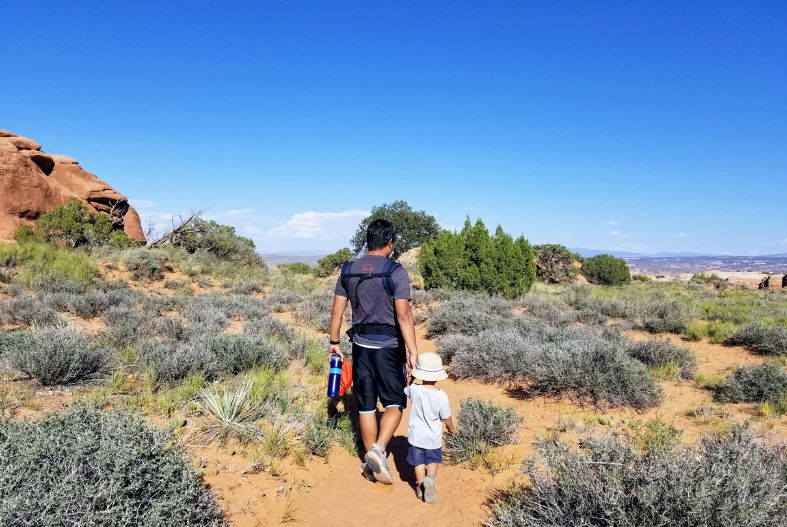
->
[328, 294, 348, 359]
[395, 298, 418, 376]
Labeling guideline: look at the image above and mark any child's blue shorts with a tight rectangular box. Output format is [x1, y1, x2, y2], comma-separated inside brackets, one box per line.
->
[406, 444, 443, 466]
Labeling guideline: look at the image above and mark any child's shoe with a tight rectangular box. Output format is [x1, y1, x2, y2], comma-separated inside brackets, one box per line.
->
[415, 484, 424, 501]
[423, 474, 437, 503]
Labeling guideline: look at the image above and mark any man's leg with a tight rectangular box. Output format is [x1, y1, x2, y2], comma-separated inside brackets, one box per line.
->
[375, 406, 403, 451]
[358, 411, 378, 452]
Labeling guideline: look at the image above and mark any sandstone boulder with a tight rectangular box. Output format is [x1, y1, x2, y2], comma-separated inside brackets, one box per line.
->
[0, 129, 145, 242]
[6, 135, 41, 151]
[760, 274, 784, 290]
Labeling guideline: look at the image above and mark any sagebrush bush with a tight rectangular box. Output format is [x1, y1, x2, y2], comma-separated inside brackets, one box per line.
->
[44, 289, 132, 318]
[444, 323, 662, 409]
[517, 293, 577, 326]
[4, 326, 114, 385]
[625, 338, 697, 379]
[487, 425, 787, 527]
[120, 248, 170, 280]
[0, 294, 59, 326]
[101, 305, 154, 347]
[294, 291, 334, 331]
[635, 294, 696, 334]
[725, 321, 787, 355]
[444, 398, 521, 462]
[426, 292, 514, 337]
[140, 332, 288, 384]
[713, 363, 787, 404]
[0, 407, 225, 526]
[262, 289, 302, 312]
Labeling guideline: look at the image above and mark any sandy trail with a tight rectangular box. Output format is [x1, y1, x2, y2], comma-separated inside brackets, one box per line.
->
[207, 321, 786, 526]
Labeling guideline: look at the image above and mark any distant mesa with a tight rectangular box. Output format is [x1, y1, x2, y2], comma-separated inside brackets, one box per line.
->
[0, 128, 145, 242]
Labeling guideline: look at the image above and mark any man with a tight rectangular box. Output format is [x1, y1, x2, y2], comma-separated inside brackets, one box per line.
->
[328, 219, 419, 485]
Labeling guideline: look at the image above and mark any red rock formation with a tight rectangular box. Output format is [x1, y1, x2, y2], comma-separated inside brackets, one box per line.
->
[0, 129, 145, 242]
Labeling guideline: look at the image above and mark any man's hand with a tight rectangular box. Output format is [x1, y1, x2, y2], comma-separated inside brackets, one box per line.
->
[406, 350, 417, 379]
[328, 344, 344, 360]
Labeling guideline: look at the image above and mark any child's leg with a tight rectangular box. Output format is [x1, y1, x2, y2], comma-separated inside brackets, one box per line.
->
[413, 464, 426, 486]
[425, 463, 439, 479]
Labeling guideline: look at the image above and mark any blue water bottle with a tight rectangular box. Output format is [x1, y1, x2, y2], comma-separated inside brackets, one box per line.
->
[327, 354, 343, 397]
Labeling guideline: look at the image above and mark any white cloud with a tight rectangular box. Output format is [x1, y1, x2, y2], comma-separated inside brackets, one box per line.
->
[603, 220, 619, 225]
[606, 230, 621, 237]
[224, 208, 254, 217]
[671, 232, 688, 238]
[268, 209, 369, 240]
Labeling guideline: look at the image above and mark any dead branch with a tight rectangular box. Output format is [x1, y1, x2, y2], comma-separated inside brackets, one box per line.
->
[149, 209, 207, 248]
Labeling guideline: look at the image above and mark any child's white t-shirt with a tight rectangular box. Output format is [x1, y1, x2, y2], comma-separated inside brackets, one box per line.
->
[404, 384, 451, 450]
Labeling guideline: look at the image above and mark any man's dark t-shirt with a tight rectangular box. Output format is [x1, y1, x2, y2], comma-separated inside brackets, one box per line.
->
[334, 255, 411, 348]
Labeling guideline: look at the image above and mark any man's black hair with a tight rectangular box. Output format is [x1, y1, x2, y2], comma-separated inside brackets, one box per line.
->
[366, 219, 396, 251]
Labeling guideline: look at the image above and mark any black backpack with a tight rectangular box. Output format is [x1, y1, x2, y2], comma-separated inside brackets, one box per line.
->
[340, 259, 403, 341]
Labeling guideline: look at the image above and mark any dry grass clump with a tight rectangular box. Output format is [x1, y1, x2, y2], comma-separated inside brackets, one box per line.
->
[488, 425, 787, 527]
[0, 407, 225, 526]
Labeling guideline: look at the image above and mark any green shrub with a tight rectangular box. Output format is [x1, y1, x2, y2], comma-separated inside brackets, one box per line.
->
[167, 218, 262, 265]
[632, 274, 651, 282]
[488, 425, 787, 527]
[350, 200, 441, 257]
[725, 322, 787, 355]
[713, 363, 787, 404]
[278, 262, 313, 274]
[582, 254, 631, 285]
[419, 218, 536, 298]
[0, 242, 98, 288]
[445, 398, 521, 462]
[33, 200, 117, 247]
[4, 326, 114, 385]
[685, 321, 708, 341]
[534, 244, 581, 283]
[0, 407, 225, 526]
[314, 248, 353, 278]
[635, 294, 696, 334]
[12, 224, 45, 244]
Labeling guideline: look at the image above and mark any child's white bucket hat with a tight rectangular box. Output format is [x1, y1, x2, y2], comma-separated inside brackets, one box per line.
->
[412, 352, 448, 381]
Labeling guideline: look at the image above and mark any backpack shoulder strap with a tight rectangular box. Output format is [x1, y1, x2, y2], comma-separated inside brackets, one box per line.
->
[381, 259, 402, 298]
[340, 261, 353, 294]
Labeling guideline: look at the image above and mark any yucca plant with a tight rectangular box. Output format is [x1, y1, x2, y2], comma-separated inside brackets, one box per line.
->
[196, 381, 263, 445]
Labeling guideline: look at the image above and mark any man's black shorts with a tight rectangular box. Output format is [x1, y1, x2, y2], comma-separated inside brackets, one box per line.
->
[352, 342, 407, 413]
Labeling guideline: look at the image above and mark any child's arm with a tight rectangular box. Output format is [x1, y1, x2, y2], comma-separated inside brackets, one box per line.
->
[443, 416, 456, 434]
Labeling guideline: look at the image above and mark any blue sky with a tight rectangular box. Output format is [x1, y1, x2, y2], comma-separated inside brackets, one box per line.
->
[2, 2, 785, 254]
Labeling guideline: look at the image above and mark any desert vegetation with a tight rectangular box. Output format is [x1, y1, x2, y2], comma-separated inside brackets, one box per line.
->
[1, 208, 786, 526]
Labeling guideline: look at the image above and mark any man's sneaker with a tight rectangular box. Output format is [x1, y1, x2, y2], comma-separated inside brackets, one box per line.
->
[423, 474, 437, 503]
[364, 446, 393, 485]
[359, 462, 375, 482]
